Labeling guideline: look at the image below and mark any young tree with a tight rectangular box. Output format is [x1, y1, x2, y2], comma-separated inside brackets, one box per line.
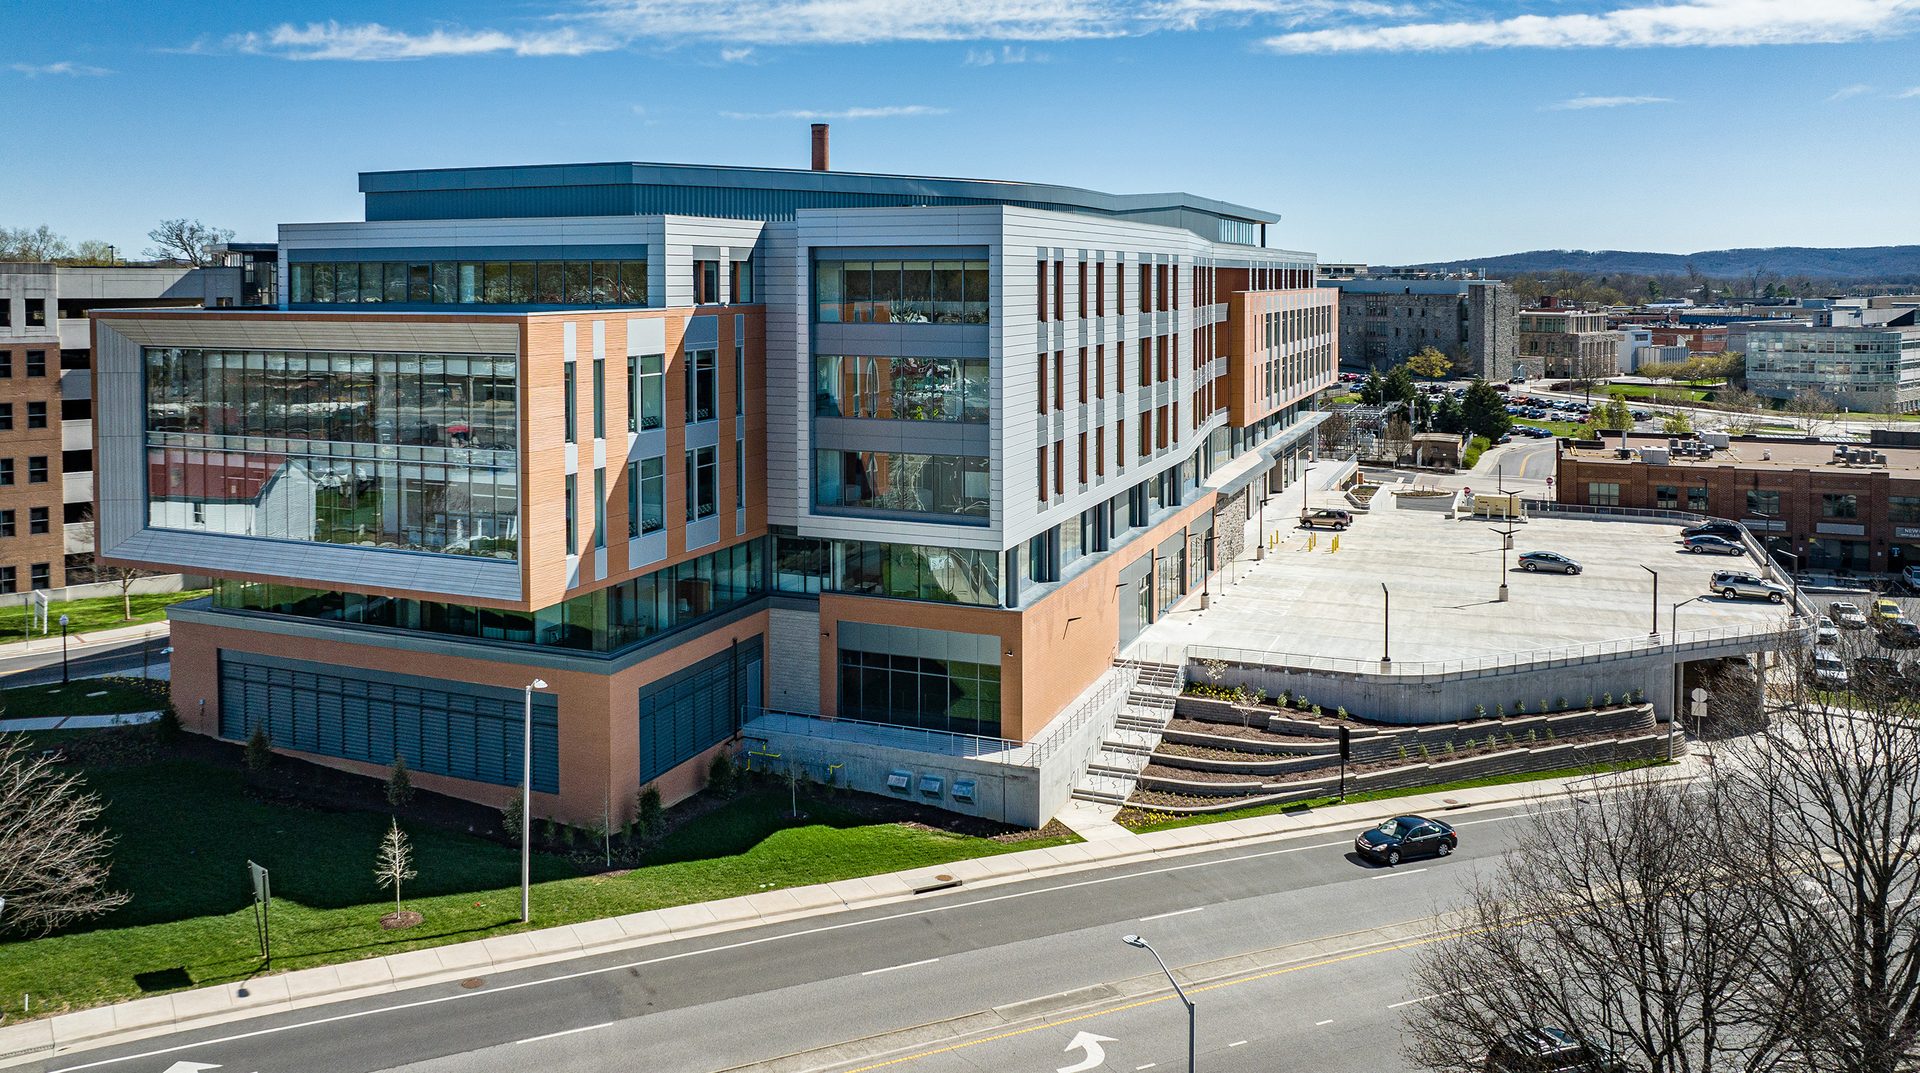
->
[385, 755, 415, 808]
[1594, 396, 1634, 432]
[1460, 379, 1512, 440]
[243, 723, 273, 778]
[144, 218, 234, 266]
[1433, 394, 1466, 435]
[0, 737, 132, 936]
[74, 508, 154, 619]
[634, 785, 666, 845]
[1662, 411, 1694, 435]
[1382, 413, 1413, 463]
[1406, 346, 1453, 382]
[1787, 388, 1834, 437]
[372, 818, 417, 915]
[1714, 388, 1770, 434]
[499, 789, 524, 840]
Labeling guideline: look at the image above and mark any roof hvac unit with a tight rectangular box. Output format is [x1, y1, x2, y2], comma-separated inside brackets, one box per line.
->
[1641, 448, 1670, 464]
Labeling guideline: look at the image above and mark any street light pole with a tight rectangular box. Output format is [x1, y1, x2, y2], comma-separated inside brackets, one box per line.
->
[521, 678, 548, 925]
[1639, 565, 1658, 638]
[58, 613, 69, 684]
[1123, 935, 1195, 1073]
[1380, 583, 1391, 664]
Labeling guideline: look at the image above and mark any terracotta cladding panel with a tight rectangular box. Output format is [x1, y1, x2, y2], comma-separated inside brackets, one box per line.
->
[0, 350, 71, 586]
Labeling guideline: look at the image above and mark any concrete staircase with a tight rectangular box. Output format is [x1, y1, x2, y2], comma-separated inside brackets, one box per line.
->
[1070, 657, 1186, 806]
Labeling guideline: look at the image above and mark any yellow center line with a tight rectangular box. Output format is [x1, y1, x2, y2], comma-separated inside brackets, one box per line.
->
[834, 933, 1451, 1073]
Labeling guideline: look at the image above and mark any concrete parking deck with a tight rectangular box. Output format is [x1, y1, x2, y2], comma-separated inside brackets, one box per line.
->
[1153, 493, 1795, 668]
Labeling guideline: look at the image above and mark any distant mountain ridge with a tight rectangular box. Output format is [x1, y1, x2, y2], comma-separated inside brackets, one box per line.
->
[1401, 246, 1920, 281]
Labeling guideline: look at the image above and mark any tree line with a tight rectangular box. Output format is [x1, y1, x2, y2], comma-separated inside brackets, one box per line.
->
[1, 219, 235, 267]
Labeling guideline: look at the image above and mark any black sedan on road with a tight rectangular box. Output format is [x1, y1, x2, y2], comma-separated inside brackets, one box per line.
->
[1354, 815, 1458, 865]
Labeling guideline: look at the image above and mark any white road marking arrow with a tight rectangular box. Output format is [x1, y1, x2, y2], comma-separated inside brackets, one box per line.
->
[161, 1063, 220, 1073]
[1057, 1031, 1117, 1073]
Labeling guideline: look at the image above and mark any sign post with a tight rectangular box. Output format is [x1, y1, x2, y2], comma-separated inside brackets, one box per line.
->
[1338, 726, 1351, 801]
[247, 860, 272, 966]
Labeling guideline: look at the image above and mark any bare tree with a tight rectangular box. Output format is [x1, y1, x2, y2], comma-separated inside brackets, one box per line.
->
[373, 818, 417, 915]
[1406, 770, 1783, 1073]
[75, 508, 154, 619]
[1719, 637, 1920, 1073]
[1787, 388, 1836, 437]
[0, 737, 131, 936]
[1713, 388, 1771, 435]
[0, 224, 74, 262]
[144, 218, 234, 267]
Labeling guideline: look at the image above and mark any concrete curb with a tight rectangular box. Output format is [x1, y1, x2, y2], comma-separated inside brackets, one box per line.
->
[0, 755, 1700, 1069]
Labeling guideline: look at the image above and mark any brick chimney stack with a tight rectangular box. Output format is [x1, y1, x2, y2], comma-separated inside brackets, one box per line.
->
[810, 124, 829, 171]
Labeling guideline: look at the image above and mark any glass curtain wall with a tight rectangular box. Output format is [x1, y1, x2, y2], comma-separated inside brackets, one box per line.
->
[291, 259, 648, 307]
[813, 450, 989, 521]
[813, 356, 988, 422]
[144, 347, 519, 558]
[814, 260, 989, 324]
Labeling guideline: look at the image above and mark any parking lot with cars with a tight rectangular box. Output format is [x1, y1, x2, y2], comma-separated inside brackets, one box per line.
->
[1151, 494, 1793, 664]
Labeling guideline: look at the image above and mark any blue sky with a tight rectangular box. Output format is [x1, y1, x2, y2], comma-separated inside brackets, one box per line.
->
[4, 0, 1918, 265]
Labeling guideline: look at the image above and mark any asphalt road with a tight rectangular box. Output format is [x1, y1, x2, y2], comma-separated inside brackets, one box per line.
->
[22, 798, 1588, 1073]
[0, 637, 168, 689]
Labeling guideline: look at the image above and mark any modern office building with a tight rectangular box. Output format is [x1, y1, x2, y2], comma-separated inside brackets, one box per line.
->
[1, 261, 252, 594]
[1745, 312, 1920, 413]
[1323, 277, 1515, 379]
[1555, 432, 1920, 576]
[1518, 303, 1620, 380]
[93, 141, 1335, 827]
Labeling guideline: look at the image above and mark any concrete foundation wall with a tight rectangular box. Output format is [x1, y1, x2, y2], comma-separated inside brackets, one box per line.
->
[1202, 654, 1677, 724]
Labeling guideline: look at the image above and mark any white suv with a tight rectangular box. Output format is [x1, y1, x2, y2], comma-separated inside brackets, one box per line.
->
[1712, 570, 1789, 603]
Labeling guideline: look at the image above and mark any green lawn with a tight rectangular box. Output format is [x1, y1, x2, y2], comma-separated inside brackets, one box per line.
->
[0, 751, 1076, 1019]
[1604, 384, 1710, 402]
[1461, 435, 1492, 469]
[0, 679, 169, 720]
[1114, 759, 1671, 833]
[0, 590, 208, 646]
[1513, 419, 1595, 439]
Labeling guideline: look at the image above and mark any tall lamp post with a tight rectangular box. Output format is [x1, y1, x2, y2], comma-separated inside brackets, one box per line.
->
[520, 678, 548, 924]
[1380, 583, 1392, 664]
[1123, 934, 1195, 1073]
[58, 613, 70, 684]
[1639, 565, 1659, 638]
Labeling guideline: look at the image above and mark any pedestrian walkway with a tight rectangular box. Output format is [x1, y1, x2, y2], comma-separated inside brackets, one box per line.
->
[0, 619, 170, 664]
[0, 710, 164, 733]
[1052, 798, 1134, 841]
[0, 753, 1705, 1066]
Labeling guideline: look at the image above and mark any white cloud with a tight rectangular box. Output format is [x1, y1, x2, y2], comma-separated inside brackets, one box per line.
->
[1548, 94, 1673, 109]
[228, 20, 613, 60]
[1827, 82, 1874, 101]
[10, 61, 112, 77]
[576, 0, 1129, 44]
[719, 46, 755, 62]
[1893, 86, 1920, 98]
[1262, 0, 1920, 53]
[721, 105, 951, 120]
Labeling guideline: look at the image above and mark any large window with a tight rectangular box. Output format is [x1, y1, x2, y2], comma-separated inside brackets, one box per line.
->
[814, 259, 989, 324]
[629, 353, 664, 431]
[628, 456, 664, 535]
[1747, 490, 1783, 516]
[1823, 493, 1859, 519]
[813, 450, 989, 521]
[291, 259, 646, 307]
[813, 356, 988, 422]
[685, 348, 717, 423]
[1587, 482, 1621, 507]
[143, 347, 520, 557]
[686, 445, 717, 520]
[839, 649, 1000, 738]
[216, 537, 765, 655]
[1892, 496, 1920, 523]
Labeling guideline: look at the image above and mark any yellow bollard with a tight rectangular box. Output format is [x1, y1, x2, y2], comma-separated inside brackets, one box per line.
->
[1331, 534, 1340, 553]
[1307, 533, 1317, 551]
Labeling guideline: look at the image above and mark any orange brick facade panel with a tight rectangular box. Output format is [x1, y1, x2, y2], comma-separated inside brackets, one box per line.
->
[1223, 289, 1339, 428]
[0, 344, 67, 592]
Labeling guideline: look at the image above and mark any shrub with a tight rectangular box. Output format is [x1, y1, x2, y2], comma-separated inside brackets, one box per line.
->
[1496, 704, 1506, 719]
[1586, 694, 1596, 708]
[1297, 696, 1312, 712]
[1444, 741, 1457, 757]
[243, 723, 273, 776]
[1539, 698, 1550, 715]
[156, 702, 183, 741]
[500, 790, 524, 840]
[1277, 689, 1292, 708]
[1474, 704, 1487, 719]
[1397, 744, 1408, 761]
[707, 752, 738, 797]
[1527, 729, 1538, 744]
[1335, 706, 1348, 721]
[1555, 696, 1567, 710]
[1418, 742, 1432, 759]
[1506, 732, 1518, 747]
[1603, 693, 1614, 707]
[540, 818, 558, 847]
[1545, 727, 1557, 741]
[1310, 704, 1322, 717]
[634, 785, 667, 845]
[1515, 700, 1527, 714]
[385, 755, 415, 808]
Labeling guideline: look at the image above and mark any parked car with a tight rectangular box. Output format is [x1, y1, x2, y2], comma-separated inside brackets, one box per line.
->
[1683, 534, 1746, 556]
[1300, 507, 1352, 531]
[1712, 571, 1789, 603]
[1806, 650, 1851, 689]
[1632, 409, 1653, 420]
[1520, 551, 1582, 575]
[1878, 618, 1920, 650]
[1485, 1027, 1630, 1073]
[1682, 521, 1744, 541]
[1354, 815, 1458, 866]
[1817, 617, 1840, 645]
[1853, 656, 1910, 699]
[1830, 601, 1869, 629]
[1905, 564, 1920, 590]
[1871, 598, 1905, 623]
[1509, 373, 1528, 383]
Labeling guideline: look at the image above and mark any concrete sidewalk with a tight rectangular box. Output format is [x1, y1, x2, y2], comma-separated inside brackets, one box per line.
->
[0, 754, 1701, 1068]
[0, 619, 171, 664]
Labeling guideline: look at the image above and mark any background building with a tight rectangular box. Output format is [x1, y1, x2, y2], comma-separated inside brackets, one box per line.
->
[1745, 312, 1920, 413]
[93, 140, 1335, 827]
[1324, 276, 1516, 378]
[0, 260, 255, 595]
[1555, 431, 1920, 576]
[1518, 300, 1621, 380]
